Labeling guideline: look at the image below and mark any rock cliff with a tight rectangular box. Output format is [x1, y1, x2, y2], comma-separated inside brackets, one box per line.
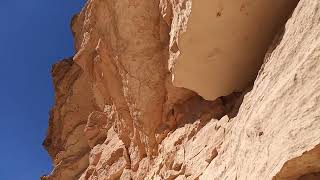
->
[42, 0, 320, 179]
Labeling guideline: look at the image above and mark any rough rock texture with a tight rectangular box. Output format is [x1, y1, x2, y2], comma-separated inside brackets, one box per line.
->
[200, 0, 320, 178]
[42, 0, 320, 179]
[42, 58, 95, 179]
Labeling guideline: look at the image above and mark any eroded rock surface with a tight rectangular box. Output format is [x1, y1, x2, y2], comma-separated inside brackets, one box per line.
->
[42, 59, 94, 180]
[43, 0, 320, 179]
[200, 0, 320, 179]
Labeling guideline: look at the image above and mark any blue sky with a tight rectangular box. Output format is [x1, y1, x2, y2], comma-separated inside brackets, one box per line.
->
[0, 0, 86, 179]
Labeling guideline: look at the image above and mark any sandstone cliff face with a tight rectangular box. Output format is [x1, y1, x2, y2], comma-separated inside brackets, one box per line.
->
[42, 0, 320, 179]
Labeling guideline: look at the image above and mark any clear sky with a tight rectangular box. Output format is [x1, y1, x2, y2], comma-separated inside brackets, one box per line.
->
[0, 0, 86, 179]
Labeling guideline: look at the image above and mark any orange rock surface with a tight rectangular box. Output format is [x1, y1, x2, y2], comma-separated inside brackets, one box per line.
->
[42, 0, 320, 179]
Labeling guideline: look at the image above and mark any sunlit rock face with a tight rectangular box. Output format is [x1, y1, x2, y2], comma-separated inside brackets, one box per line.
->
[42, 0, 320, 179]
[170, 0, 299, 100]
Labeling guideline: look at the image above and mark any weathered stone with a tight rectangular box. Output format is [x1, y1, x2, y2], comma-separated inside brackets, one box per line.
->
[201, 0, 320, 179]
[43, 0, 320, 179]
[167, 0, 300, 100]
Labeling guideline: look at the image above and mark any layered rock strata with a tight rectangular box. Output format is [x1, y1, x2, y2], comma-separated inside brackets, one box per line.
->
[42, 0, 320, 179]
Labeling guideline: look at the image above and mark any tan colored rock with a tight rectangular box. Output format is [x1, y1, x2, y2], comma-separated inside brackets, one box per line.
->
[80, 128, 128, 180]
[71, 0, 173, 157]
[42, 59, 95, 180]
[167, 0, 299, 100]
[274, 145, 320, 180]
[200, 0, 320, 179]
[43, 0, 320, 179]
[84, 109, 114, 148]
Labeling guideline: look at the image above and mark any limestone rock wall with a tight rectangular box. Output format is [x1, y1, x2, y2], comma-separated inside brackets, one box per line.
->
[42, 0, 320, 179]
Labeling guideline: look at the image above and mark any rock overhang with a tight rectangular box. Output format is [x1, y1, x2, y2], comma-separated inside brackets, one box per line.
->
[171, 0, 300, 100]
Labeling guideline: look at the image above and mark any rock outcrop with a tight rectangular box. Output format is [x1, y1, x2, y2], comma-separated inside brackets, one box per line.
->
[42, 0, 320, 179]
[166, 0, 300, 100]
